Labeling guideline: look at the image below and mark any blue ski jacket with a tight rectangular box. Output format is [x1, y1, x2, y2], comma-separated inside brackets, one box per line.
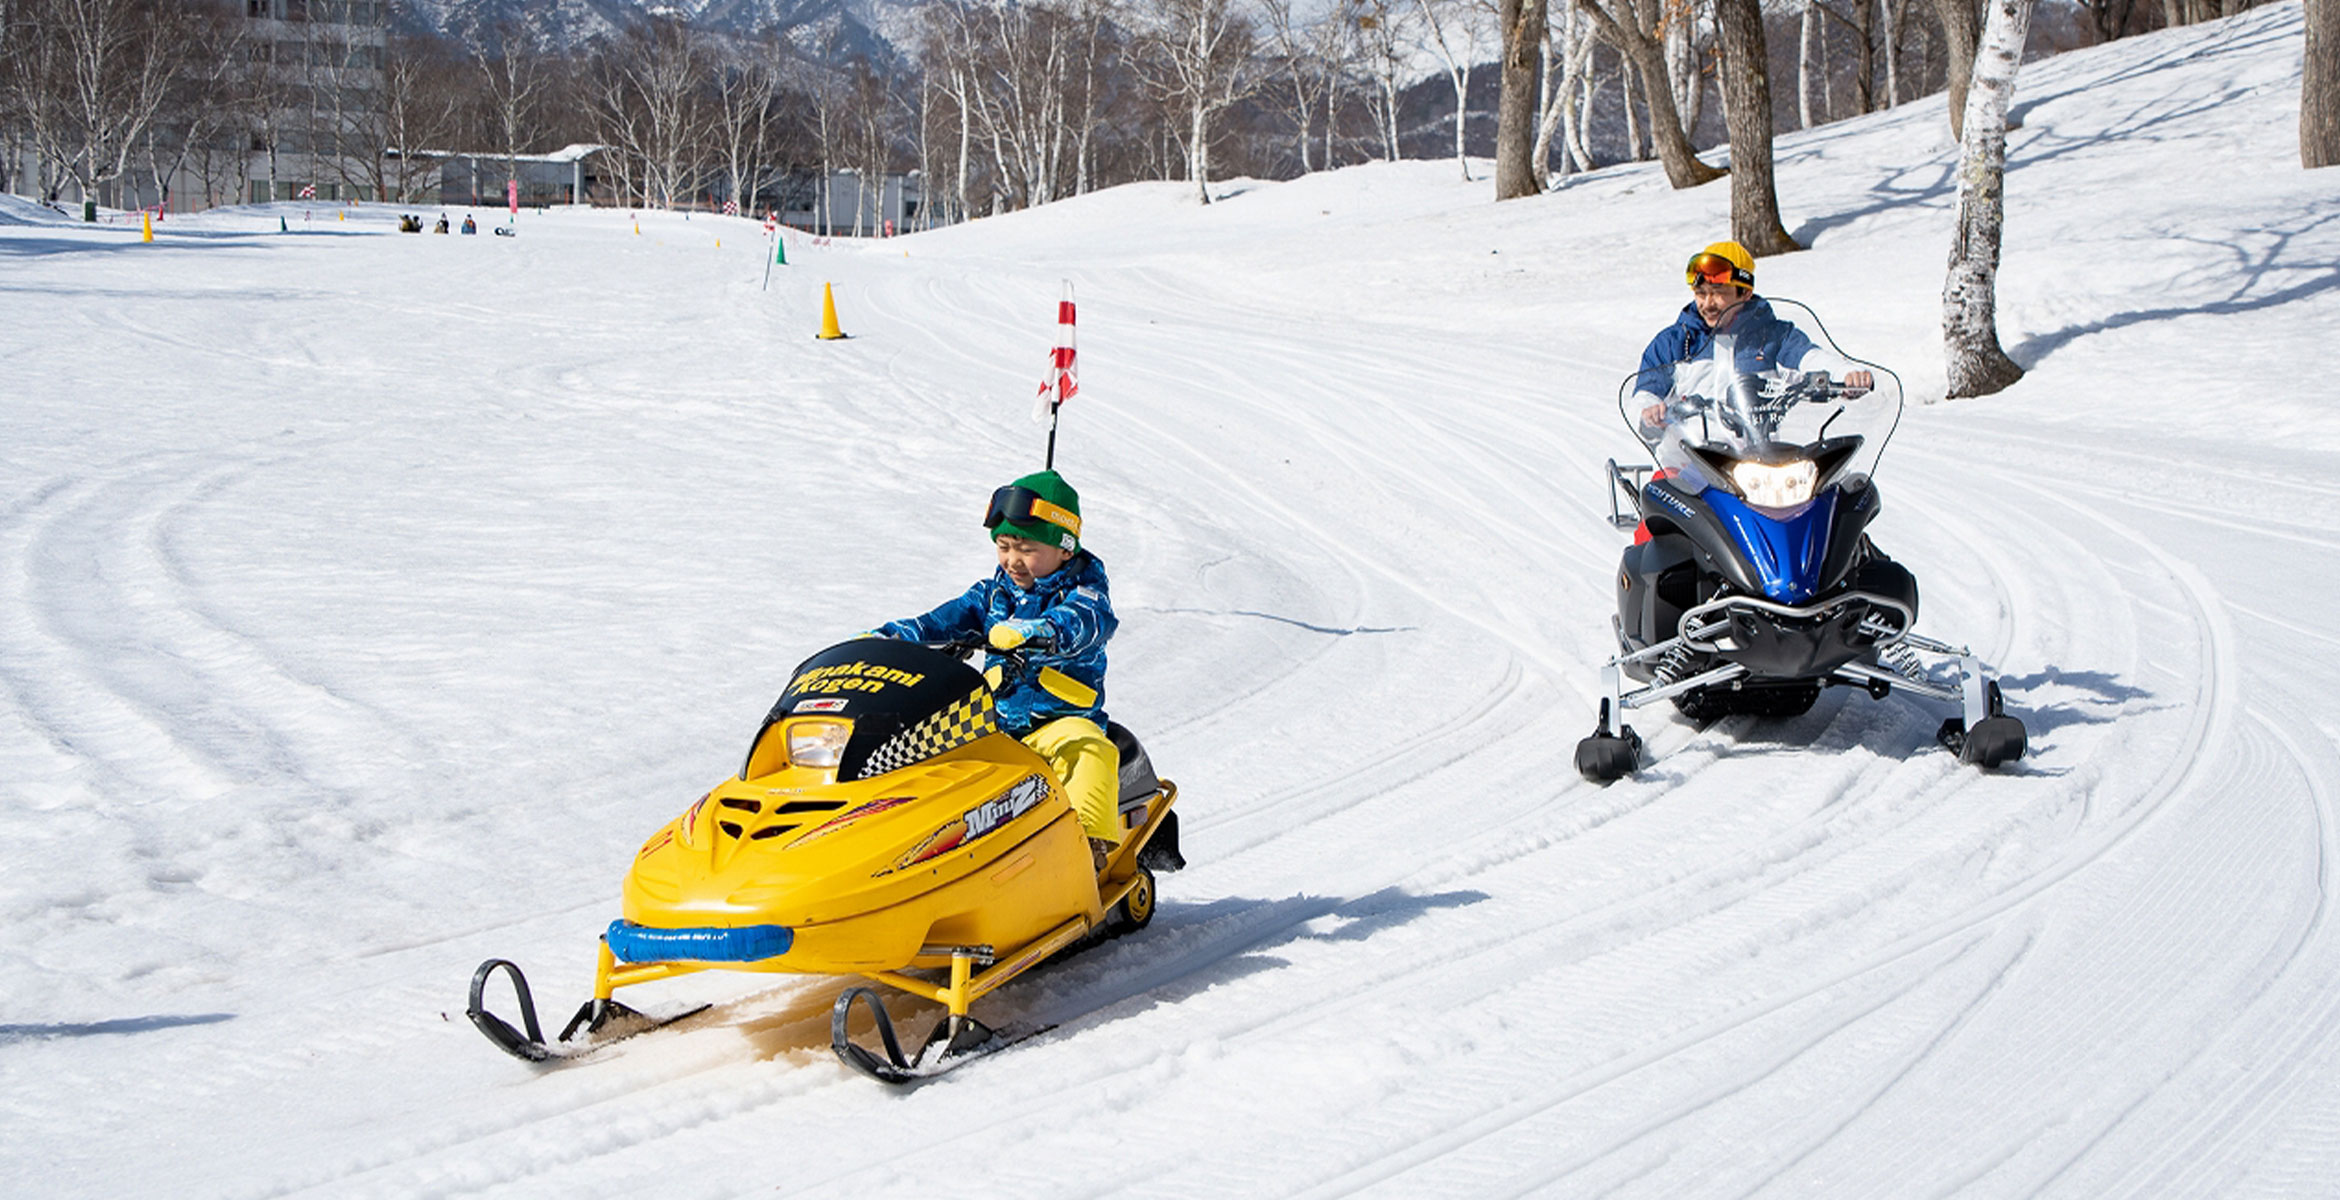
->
[877, 552, 1117, 735]
[1634, 296, 1823, 399]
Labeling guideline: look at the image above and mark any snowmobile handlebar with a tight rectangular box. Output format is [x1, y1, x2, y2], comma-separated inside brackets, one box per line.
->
[917, 636, 1052, 694]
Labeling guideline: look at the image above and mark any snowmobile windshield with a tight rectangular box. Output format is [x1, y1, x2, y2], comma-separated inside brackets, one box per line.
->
[744, 638, 1000, 782]
[1617, 297, 1902, 487]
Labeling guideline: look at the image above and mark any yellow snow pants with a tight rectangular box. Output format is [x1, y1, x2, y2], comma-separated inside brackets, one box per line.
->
[1021, 716, 1122, 846]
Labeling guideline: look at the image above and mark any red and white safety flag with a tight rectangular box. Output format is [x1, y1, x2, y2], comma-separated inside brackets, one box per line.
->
[297, 183, 315, 199]
[1034, 281, 1077, 421]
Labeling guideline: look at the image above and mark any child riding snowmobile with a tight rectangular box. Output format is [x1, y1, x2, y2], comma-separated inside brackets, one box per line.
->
[467, 472, 1184, 1082]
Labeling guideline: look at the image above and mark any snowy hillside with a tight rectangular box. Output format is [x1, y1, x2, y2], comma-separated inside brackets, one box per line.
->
[4, 4, 2338, 1196]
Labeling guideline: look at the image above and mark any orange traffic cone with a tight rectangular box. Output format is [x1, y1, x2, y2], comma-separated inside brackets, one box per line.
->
[141, 211, 153, 243]
[817, 282, 847, 340]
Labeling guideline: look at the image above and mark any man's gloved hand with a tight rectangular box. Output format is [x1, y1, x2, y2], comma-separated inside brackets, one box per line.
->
[988, 618, 1052, 650]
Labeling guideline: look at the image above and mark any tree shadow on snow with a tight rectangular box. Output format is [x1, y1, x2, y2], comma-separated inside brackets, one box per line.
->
[0, 229, 374, 260]
[1994, 667, 2156, 739]
[0, 1012, 234, 1047]
[2006, 218, 2340, 370]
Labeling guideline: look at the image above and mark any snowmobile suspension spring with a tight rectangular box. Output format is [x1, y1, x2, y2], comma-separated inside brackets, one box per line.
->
[1652, 644, 1698, 687]
[1883, 642, 1926, 682]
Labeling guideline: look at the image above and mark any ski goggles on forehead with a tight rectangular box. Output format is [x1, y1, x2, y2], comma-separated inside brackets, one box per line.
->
[1686, 252, 1754, 289]
[983, 485, 1082, 537]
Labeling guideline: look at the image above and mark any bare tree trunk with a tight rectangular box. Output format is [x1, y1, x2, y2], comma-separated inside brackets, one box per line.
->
[1800, 2, 1820, 127]
[1533, 8, 1594, 185]
[1943, 0, 2033, 398]
[1715, 0, 1799, 255]
[1497, 0, 1547, 197]
[1576, 0, 1724, 186]
[1930, 0, 1980, 139]
[1667, 8, 1700, 135]
[1852, 0, 1877, 112]
[1883, 0, 1903, 105]
[1575, 47, 1600, 166]
[2308, 0, 2339, 168]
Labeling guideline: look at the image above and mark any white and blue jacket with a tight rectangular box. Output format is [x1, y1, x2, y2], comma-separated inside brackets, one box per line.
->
[878, 552, 1116, 735]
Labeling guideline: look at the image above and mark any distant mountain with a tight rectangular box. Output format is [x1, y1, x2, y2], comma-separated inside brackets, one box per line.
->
[393, 0, 926, 63]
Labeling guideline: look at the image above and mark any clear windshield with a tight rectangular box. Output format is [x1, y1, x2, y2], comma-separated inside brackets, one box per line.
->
[1616, 297, 1902, 485]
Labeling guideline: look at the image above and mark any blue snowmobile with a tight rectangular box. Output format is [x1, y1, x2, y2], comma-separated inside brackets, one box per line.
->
[1575, 299, 2027, 781]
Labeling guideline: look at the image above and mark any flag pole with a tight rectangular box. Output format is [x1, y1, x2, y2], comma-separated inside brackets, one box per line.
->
[1037, 281, 1076, 469]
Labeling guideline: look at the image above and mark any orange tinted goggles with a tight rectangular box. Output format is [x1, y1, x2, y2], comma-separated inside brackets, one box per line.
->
[1686, 252, 1754, 288]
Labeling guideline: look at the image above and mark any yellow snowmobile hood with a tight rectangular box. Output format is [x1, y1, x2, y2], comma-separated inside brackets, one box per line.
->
[621, 639, 1073, 930]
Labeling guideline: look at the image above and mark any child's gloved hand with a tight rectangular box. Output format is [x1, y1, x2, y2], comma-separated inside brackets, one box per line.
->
[988, 619, 1052, 650]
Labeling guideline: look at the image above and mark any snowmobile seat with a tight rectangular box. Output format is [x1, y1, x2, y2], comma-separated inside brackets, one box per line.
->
[1106, 721, 1158, 810]
[1108, 721, 1184, 871]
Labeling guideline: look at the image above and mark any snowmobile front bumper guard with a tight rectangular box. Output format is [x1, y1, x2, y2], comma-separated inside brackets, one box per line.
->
[1605, 590, 1990, 723]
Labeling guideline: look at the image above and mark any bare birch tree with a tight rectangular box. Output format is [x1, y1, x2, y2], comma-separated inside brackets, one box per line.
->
[473, 22, 549, 204]
[4, 0, 200, 207]
[1943, 0, 2033, 398]
[1131, 0, 1255, 203]
[1531, 1, 1598, 184]
[135, 7, 240, 209]
[368, 30, 463, 202]
[1357, 0, 1410, 161]
[710, 39, 780, 214]
[1413, 0, 1495, 178]
[1261, 0, 1335, 172]
[1574, 0, 1724, 186]
[1798, 0, 1823, 126]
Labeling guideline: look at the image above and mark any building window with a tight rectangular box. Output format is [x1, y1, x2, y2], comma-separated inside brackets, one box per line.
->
[247, 0, 270, 17]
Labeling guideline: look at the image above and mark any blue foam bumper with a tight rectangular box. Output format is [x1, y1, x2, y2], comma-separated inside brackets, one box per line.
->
[606, 920, 794, 964]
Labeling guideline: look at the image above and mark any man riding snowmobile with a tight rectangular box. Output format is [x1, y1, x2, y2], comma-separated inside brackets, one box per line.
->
[1574, 243, 2027, 780]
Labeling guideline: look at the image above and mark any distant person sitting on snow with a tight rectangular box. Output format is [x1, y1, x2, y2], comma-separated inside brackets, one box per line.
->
[1633, 241, 1874, 438]
[872, 470, 1122, 864]
[460, 214, 476, 235]
[433, 214, 449, 234]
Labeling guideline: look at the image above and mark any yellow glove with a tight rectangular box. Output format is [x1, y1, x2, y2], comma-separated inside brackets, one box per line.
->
[988, 619, 1050, 650]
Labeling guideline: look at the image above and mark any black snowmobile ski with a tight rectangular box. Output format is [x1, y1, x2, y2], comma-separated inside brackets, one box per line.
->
[829, 986, 1060, 1084]
[466, 958, 709, 1064]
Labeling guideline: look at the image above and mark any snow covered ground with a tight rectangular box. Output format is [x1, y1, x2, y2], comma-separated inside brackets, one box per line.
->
[5, 5, 2338, 1195]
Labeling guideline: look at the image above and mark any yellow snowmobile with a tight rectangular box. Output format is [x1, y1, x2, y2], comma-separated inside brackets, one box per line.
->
[467, 636, 1183, 1082]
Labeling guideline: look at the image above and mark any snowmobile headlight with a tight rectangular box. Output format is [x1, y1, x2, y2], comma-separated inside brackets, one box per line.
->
[1730, 459, 1818, 508]
[785, 720, 852, 768]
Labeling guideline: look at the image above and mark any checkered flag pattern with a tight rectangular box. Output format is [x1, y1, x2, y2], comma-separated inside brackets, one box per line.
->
[863, 687, 997, 776]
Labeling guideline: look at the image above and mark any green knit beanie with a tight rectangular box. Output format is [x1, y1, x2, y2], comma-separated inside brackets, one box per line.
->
[987, 469, 1082, 553]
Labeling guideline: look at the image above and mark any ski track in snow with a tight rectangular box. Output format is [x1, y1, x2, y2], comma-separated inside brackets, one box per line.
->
[6, 6, 2340, 1195]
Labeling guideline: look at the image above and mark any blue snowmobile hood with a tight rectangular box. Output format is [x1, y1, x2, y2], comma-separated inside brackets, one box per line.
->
[1707, 489, 1840, 604]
